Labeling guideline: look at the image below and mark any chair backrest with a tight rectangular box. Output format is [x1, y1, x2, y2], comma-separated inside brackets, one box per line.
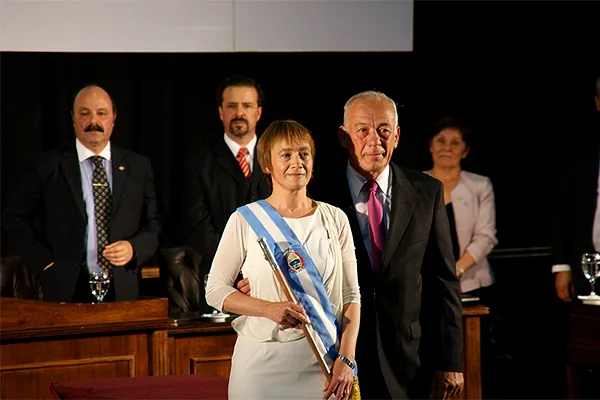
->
[158, 245, 211, 313]
[0, 254, 43, 300]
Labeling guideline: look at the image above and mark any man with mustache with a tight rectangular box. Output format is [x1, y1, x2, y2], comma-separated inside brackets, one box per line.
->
[185, 75, 271, 308]
[3, 84, 162, 303]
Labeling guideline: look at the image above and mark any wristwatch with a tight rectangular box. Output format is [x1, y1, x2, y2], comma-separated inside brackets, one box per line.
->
[337, 354, 355, 370]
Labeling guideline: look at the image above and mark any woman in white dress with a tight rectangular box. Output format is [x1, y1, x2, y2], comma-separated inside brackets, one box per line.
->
[205, 120, 361, 400]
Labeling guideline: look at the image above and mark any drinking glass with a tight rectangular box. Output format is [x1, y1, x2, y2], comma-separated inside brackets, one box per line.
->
[89, 271, 111, 303]
[581, 253, 600, 298]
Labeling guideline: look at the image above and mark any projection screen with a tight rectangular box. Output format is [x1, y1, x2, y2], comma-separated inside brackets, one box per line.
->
[0, 0, 413, 52]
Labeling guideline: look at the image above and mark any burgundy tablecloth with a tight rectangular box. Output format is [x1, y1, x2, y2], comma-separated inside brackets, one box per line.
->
[49, 374, 228, 399]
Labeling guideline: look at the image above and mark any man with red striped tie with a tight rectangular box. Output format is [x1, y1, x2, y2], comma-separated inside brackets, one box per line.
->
[185, 75, 271, 310]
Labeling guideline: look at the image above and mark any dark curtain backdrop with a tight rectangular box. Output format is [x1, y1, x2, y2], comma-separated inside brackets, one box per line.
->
[1, 1, 599, 255]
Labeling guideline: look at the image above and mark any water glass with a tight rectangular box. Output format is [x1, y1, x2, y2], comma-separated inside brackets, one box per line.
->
[89, 271, 111, 303]
[581, 253, 600, 298]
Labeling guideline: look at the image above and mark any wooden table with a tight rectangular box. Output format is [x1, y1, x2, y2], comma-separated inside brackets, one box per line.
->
[0, 297, 170, 399]
[167, 314, 236, 377]
[49, 374, 228, 399]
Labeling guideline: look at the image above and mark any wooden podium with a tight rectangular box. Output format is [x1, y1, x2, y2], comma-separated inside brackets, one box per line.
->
[0, 297, 170, 399]
[1, 299, 488, 399]
[166, 305, 489, 398]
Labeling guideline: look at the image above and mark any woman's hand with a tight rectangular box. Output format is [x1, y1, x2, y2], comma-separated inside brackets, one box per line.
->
[323, 358, 354, 400]
[264, 301, 308, 328]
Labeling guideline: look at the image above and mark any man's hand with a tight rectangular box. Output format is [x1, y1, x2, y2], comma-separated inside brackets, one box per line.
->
[555, 271, 574, 302]
[103, 240, 134, 266]
[43, 262, 55, 271]
[429, 371, 463, 399]
[236, 277, 251, 295]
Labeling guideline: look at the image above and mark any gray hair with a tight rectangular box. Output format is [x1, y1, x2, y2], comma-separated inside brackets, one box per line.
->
[343, 90, 398, 130]
[596, 76, 600, 96]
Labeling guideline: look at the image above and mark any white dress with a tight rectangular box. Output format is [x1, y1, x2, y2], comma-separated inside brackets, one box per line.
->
[206, 202, 360, 400]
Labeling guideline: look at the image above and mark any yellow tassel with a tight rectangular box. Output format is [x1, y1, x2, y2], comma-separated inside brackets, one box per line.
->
[351, 376, 361, 400]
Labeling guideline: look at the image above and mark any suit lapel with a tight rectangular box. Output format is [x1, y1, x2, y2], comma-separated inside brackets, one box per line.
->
[250, 151, 266, 194]
[111, 147, 127, 215]
[449, 177, 470, 252]
[343, 182, 370, 264]
[381, 163, 415, 271]
[215, 139, 250, 189]
[60, 144, 86, 220]
[326, 165, 372, 274]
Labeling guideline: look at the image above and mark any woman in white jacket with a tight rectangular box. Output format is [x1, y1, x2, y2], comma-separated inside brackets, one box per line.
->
[425, 116, 498, 295]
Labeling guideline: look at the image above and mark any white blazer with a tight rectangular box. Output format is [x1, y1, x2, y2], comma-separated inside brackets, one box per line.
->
[425, 170, 498, 293]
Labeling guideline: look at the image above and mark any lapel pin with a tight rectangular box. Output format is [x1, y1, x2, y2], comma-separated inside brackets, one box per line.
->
[119, 166, 125, 171]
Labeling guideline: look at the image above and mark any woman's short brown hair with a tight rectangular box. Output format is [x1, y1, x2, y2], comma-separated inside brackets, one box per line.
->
[257, 120, 316, 182]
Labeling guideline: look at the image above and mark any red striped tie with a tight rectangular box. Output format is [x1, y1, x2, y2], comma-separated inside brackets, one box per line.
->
[236, 147, 251, 179]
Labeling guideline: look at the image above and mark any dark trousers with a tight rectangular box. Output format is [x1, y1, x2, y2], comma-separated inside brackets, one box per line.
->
[359, 365, 392, 400]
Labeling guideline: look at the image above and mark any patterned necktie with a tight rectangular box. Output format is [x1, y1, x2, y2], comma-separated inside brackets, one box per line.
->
[90, 156, 113, 275]
[364, 180, 386, 275]
[236, 147, 251, 179]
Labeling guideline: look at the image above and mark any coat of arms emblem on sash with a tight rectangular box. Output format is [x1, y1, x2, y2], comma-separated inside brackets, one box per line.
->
[284, 250, 305, 272]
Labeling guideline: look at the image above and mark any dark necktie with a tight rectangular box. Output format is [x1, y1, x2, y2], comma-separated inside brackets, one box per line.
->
[236, 147, 251, 179]
[90, 156, 113, 275]
[364, 180, 386, 275]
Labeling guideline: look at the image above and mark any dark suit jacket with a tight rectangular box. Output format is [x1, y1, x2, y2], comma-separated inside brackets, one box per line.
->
[316, 162, 463, 399]
[2, 142, 162, 302]
[185, 136, 271, 269]
[552, 130, 600, 296]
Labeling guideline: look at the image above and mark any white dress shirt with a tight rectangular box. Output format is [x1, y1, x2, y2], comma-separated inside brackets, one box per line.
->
[346, 163, 392, 268]
[223, 133, 256, 173]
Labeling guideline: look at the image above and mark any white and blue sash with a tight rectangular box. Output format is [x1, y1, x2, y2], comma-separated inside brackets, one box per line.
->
[238, 200, 342, 370]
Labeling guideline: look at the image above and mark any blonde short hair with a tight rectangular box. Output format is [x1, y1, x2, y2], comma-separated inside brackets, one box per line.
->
[257, 120, 316, 181]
